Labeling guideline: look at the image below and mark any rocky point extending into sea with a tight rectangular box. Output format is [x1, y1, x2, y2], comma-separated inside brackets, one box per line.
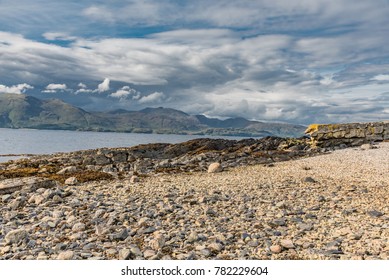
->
[0, 123, 388, 260]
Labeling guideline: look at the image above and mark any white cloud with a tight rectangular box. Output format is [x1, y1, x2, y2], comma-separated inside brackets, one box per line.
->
[0, 83, 33, 94]
[42, 83, 68, 93]
[371, 74, 389, 81]
[96, 78, 110, 93]
[75, 88, 93, 94]
[138, 92, 165, 103]
[46, 83, 67, 90]
[110, 86, 139, 99]
[75, 83, 93, 94]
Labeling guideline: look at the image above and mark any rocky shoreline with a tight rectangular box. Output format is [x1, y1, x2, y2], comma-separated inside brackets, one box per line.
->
[0, 137, 317, 185]
[0, 137, 388, 260]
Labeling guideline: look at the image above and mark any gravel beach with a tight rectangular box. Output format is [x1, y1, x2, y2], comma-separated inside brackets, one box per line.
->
[1, 142, 388, 260]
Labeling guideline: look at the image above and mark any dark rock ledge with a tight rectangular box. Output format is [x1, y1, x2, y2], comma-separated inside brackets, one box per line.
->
[0, 137, 319, 187]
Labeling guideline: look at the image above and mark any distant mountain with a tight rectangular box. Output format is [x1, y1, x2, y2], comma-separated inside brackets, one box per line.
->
[0, 93, 112, 130]
[0, 93, 306, 137]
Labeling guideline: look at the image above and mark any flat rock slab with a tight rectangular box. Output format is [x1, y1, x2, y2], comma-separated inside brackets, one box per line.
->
[0, 177, 57, 195]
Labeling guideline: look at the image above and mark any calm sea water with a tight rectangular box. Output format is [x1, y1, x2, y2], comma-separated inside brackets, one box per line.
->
[0, 128, 252, 162]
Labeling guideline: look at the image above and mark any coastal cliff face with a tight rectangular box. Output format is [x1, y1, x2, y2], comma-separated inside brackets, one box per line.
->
[305, 121, 389, 147]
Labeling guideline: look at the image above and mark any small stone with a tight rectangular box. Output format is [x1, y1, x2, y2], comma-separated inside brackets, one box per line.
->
[36, 252, 48, 260]
[298, 223, 313, 231]
[208, 162, 222, 173]
[199, 249, 211, 257]
[130, 175, 140, 183]
[350, 233, 363, 240]
[106, 249, 117, 257]
[360, 143, 374, 150]
[95, 224, 105, 236]
[1, 246, 11, 254]
[275, 201, 287, 208]
[57, 166, 77, 175]
[10, 199, 22, 209]
[52, 195, 63, 203]
[119, 249, 132, 260]
[149, 234, 166, 250]
[325, 249, 344, 255]
[2, 194, 12, 203]
[52, 210, 64, 219]
[144, 250, 156, 259]
[69, 232, 83, 241]
[280, 239, 295, 249]
[129, 245, 142, 257]
[112, 228, 129, 241]
[72, 222, 86, 232]
[303, 177, 316, 183]
[143, 227, 156, 234]
[83, 243, 96, 250]
[208, 242, 224, 253]
[187, 231, 199, 243]
[303, 242, 314, 249]
[241, 232, 251, 240]
[138, 217, 149, 226]
[48, 221, 57, 228]
[54, 243, 67, 252]
[269, 218, 286, 227]
[270, 245, 282, 254]
[65, 177, 78, 186]
[57, 251, 74, 260]
[367, 210, 384, 217]
[67, 215, 77, 225]
[205, 208, 217, 216]
[28, 194, 45, 204]
[5, 229, 28, 245]
[248, 240, 259, 247]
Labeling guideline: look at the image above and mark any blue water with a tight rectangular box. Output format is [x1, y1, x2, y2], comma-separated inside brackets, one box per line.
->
[0, 128, 253, 162]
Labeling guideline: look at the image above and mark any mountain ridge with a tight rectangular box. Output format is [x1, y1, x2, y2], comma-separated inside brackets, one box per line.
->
[0, 93, 306, 137]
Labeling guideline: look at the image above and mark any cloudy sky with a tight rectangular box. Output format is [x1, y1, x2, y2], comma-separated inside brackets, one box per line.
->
[1, 0, 389, 125]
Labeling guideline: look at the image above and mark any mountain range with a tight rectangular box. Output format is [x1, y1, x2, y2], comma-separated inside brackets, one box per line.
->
[0, 93, 306, 137]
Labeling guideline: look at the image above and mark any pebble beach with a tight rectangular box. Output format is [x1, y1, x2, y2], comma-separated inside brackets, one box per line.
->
[1, 142, 388, 260]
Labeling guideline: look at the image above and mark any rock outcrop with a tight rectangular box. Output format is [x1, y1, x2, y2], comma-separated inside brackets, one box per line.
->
[305, 121, 389, 147]
[0, 137, 315, 185]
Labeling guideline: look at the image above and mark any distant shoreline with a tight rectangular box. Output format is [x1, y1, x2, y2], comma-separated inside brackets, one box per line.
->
[0, 154, 37, 157]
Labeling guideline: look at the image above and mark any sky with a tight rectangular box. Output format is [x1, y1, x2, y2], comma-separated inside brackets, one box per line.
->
[0, 0, 389, 125]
